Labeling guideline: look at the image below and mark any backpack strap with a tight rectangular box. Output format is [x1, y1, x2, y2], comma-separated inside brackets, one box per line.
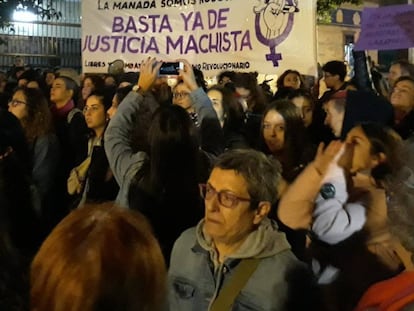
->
[210, 258, 260, 311]
[67, 107, 82, 124]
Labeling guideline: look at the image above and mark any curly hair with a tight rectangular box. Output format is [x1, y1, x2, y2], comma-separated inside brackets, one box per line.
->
[13, 87, 54, 144]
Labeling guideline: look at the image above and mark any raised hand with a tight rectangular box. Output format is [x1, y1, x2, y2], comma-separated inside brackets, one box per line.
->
[177, 59, 198, 91]
[313, 140, 345, 176]
[137, 57, 162, 93]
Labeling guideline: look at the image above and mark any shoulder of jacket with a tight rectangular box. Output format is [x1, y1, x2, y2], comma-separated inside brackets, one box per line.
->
[67, 107, 83, 124]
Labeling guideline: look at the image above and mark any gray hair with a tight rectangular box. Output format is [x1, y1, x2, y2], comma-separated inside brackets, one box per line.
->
[385, 137, 414, 262]
[213, 149, 282, 208]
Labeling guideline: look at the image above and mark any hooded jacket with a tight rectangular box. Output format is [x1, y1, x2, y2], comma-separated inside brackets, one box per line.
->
[340, 90, 394, 140]
[168, 218, 317, 311]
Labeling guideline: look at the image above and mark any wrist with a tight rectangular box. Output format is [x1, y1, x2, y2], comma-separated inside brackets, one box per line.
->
[313, 163, 324, 176]
[132, 84, 147, 95]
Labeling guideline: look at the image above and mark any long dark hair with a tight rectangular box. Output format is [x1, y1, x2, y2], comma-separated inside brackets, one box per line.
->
[359, 122, 403, 185]
[207, 85, 245, 130]
[128, 105, 203, 262]
[262, 100, 314, 182]
[148, 105, 199, 191]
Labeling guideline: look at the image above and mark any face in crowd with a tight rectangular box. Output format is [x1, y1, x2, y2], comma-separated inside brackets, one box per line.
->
[50, 77, 74, 106]
[291, 95, 313, 127]
[324, 99, 345, 138]
[172, 82, 192, 110]
[390, 78, 414, 113]
[83, 95, 108, 135]
[202, 168, 266, 246]
[262, 109, 285, 154]
[8, 89, 28, 120]
[207, 89, 225, 127]
[282, 72, 301, 90]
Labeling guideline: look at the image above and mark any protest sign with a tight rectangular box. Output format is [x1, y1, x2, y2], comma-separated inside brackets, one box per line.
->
[354, 4, 414, 51]
[82, 0, 317, 76]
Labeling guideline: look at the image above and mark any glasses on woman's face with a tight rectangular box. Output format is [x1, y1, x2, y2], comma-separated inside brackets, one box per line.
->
[173, 92, 190, 99]
[199, 183, 252, 209]
[8, 99, 27, 107]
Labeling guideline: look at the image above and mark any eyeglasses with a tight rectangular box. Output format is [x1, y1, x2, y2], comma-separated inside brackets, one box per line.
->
[199, 183, 252, 208]
[8, 99, 27, 107]
[173, 92, 190, 99]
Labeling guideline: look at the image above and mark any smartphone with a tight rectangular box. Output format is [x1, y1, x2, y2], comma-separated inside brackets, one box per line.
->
[159, 62, 184, 75]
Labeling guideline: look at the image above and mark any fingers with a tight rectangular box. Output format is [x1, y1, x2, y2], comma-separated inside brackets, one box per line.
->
[316, 142, 325, 157]
[140, 57, 160, 74]
[137, 57, 160, 92]
[177, 59, 198, 91]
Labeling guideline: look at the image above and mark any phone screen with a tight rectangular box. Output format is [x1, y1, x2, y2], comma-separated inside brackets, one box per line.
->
[159, 62, 183, 75]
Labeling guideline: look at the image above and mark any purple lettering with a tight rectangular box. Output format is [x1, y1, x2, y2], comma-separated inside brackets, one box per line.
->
[240, 30, 252, 51]
[159, 15, 173, 33]
[125, 16, 138, 33]
[192, 12, 204, 30]
[181, 12, 193, 32]
[147, 15, 161, 32]
[184, 35, 199, 53]
[199, 34, 209, 53]
[138, 15, 149, 32]
[217, 8, 229, 28]
[127, 37, 141, 53]
[166, 36, 183, 54]
[146, 36, 160, 53]
[101, 36, 111, 52]
[112, 17, 124, 32]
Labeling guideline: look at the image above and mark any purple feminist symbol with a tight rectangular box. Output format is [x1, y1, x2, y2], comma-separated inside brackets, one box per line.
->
[253, 0, 299, 67]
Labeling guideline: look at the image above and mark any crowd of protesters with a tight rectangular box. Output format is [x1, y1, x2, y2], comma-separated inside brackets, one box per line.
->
[0, 55, 414, 311]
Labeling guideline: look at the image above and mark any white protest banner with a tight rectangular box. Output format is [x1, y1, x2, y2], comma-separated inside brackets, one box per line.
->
[82, 0, 317, 76]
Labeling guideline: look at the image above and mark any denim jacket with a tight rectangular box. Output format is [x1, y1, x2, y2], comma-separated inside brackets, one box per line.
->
[168, 218, 313, 311]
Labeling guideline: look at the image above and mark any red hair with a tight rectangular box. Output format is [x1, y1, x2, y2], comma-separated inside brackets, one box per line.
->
[31, 203, 166, 311]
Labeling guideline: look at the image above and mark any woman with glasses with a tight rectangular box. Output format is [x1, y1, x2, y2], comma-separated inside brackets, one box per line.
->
[73, 87, 119, 207]
[172, 65, 224, 156]
[8, 87, 60, 218]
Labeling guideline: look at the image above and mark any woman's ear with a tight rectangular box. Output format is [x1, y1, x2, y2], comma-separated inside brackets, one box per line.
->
[253, 201, 271, 225]
[67, 88, 74, 100]
[371, 152, 386, 168]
